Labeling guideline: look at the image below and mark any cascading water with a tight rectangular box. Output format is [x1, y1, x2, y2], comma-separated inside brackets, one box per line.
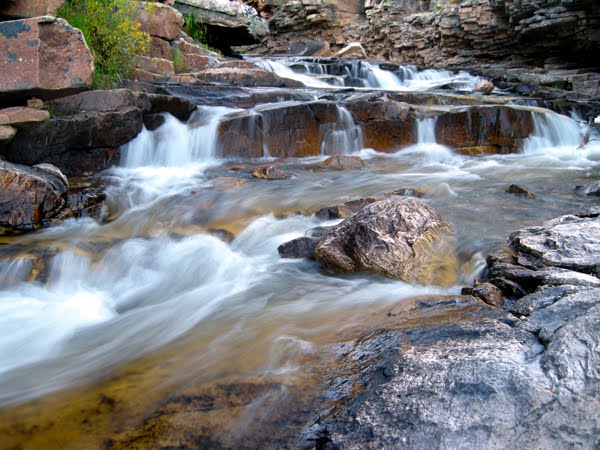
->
[122, 106, 236, 168]
[251, 56, 482, 91]
[523, 110, 583, 153]
[2, 54, 600, 448]
[320, 105, 363, 155]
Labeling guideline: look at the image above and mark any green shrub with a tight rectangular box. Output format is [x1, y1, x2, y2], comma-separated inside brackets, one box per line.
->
[183, 12, 208, 45]
[172, 47, 188, 73]
[58, 0, 151, 89]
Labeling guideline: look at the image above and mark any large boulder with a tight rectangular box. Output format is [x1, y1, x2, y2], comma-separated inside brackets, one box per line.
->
[137, 2, 185, 41]
[0, 0, 64, 19]
[0, 17, 94, 101]
[0, 161, 68, 234]
[314, 197, 455, 285]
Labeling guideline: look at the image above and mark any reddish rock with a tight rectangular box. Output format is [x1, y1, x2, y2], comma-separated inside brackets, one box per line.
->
[0, 0, 64, 18]
[0, 17, 94, 100]
[345, 101, 415, 152]
[137, 2, 184, 41]
[319, 155, 366, 170]
[435, 106, 534, 153]
[133, 56, 176, 77]
[192, 67, 304, 87]
[251, 166, 288, 180]
[149, 36, 174, 60]
[0, 107, 49, 129]
[218, 112, 265, 158]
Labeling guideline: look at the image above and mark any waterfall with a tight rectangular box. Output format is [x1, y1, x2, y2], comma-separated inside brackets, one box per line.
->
[252, 57, 481, 91]
[417, 117, 437, 144]
[122, 107, 236, 168]
[523, 110, 583, 153]
[250, 58, 332, 88]
[321, 105, 363, 155]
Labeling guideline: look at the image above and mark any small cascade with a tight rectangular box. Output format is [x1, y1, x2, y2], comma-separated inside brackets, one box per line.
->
[397, 116, 454, 161]
[251, 57, 482, 91]
[250, 58, 332, 88]
[417, 117, 437, 144]
[321, 105, 363, 155]
[122, 106, 236, 168]
[523, 110, 583, 152]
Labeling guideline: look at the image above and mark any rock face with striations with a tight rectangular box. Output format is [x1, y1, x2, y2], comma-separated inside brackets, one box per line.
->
[314, 197, 455, 285]
[257, 0, 600, 71]
[0, 16, 94, 100]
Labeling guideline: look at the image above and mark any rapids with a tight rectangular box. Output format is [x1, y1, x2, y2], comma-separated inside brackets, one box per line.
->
[1, 58, 599, 448]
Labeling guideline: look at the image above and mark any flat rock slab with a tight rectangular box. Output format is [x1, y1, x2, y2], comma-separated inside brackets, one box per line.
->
[302, 290, 600, 448]
[0, 106, 49, 128]
[0, 17, 93, 100]
[510, 214, 600, 275]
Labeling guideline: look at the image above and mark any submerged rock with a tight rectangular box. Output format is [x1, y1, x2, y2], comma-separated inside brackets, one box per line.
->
[506, 184, 536, 199]
[314, 197, 455, 284]
[0, 161, 67, 233]
[251, 166, 288, 180]
[319, 155, 366, 170]
[575, 180, 600, 197]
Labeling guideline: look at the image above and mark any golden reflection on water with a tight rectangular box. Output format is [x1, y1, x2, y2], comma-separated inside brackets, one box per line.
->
[0, 292, 420, 450]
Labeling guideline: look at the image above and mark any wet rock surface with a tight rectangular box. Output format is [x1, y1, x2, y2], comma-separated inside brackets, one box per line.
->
[301, 209, 600, 449]
[0, 161, 68, 233]
[315, 197, 454, 284]
[1, 107, 143, 176]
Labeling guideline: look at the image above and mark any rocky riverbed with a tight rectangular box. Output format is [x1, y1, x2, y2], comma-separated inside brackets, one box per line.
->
[1, 0, 599, 449]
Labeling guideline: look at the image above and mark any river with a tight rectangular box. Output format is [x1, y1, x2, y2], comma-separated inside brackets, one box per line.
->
[1, 58, 599, 449]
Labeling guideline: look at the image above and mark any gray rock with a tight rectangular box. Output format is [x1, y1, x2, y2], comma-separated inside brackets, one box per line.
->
[314, 197, 454, 284]
[576, 180, 600, 196]
[277, 237, 318, 259]
[510, 214, 600, 275]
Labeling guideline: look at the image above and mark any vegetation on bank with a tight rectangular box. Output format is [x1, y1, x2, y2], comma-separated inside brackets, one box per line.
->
[58, 0, 151, 88]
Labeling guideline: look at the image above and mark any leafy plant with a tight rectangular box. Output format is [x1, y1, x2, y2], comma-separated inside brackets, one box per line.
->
[58, 0, 151, 89]
[183, 12, 208, 45]
[172, 47, 188, 73]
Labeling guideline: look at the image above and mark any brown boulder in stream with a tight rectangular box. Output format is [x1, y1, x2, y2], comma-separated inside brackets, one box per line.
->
[0, 161, 68, 233]
[315, 198, 456, 285]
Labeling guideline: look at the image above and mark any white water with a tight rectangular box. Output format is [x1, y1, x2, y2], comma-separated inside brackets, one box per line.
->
[524, 110, 583, 153]
[321, 105, 363, 155]
[2, 86, 600, 411]
[251, 58, 333, 88]
[254, 57, 482, 92]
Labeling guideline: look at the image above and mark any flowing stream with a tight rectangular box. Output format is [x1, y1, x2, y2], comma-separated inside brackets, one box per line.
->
[1, 59, 599, 448]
